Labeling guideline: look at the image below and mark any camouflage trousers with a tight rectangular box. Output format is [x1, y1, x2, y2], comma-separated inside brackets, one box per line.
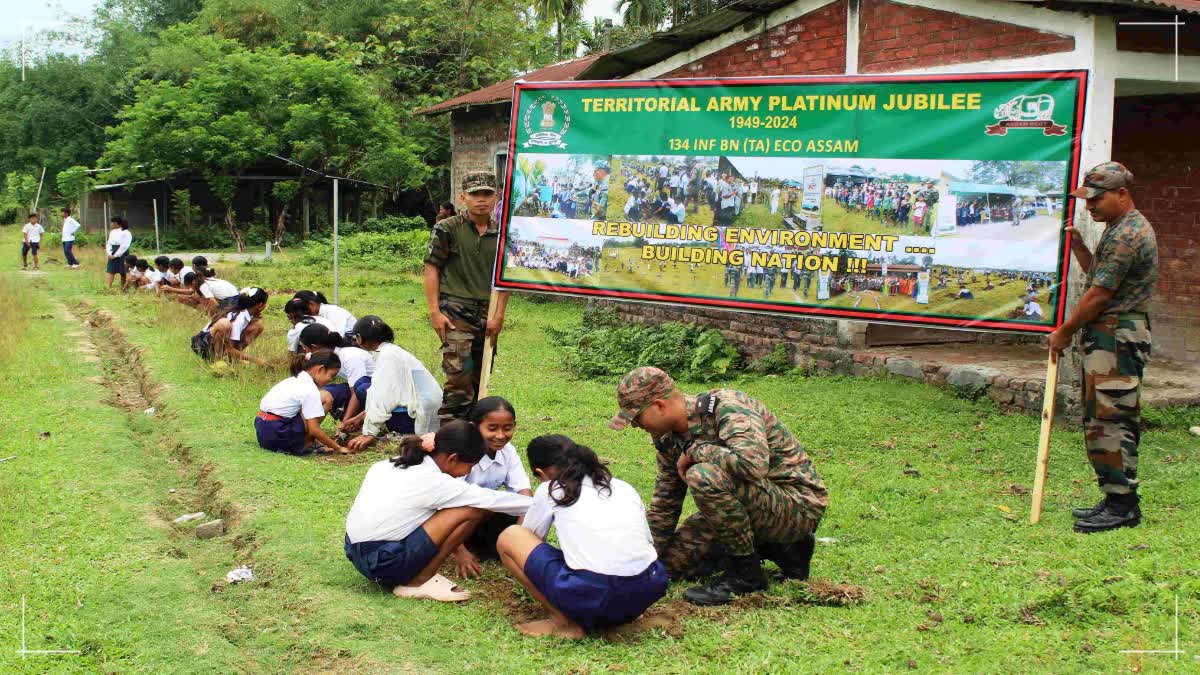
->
[661, 463, 822, 579]
[1081, 313, 1151, 496]
[437, 295, 491, 421]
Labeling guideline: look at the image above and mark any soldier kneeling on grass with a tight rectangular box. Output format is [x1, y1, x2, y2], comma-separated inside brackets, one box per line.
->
[610, 367, 828, 606]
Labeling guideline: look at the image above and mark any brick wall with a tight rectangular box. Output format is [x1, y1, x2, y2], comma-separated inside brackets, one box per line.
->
[663, 0, 847, 77]
[1112, 94, 1200, 362]
[858, 0, 1074, 72]
[448, 105, 510, 205]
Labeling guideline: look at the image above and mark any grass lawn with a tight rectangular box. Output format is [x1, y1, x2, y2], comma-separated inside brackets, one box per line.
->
[2, 227, 1199, 673]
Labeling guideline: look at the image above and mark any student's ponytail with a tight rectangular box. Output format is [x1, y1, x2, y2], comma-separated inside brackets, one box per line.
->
[526, 434, 612, 507]
[298, 323, 342, 350]
[229, 287, 269, 317]
[391, 420, 486, 469]
[290, 348, 340, 376]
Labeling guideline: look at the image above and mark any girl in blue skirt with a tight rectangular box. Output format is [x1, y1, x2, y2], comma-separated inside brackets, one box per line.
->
[255, 349, 347, 455]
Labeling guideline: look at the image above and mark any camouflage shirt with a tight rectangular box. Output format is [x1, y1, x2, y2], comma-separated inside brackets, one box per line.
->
[425, 214, 500, 302]
[646, 389, 828, 553]
[1087, 208, 1158, 314]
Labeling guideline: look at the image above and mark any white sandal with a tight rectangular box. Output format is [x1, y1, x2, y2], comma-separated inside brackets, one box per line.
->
[392, 574, 471, 602]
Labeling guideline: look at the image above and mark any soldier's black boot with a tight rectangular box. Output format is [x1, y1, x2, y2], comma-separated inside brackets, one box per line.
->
[683, 554, 769, 606]
[1071, 495, 1109, 520]
[1074, 493, 1140, 533]
[759, 534, 816, 581]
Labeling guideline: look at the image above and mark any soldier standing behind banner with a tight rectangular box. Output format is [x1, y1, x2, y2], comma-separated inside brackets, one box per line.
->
[610, 367, 828, 606]
[1049, 162, 1158, 533]
[590, 160, 610, 220]
[424, 171, 511, 421]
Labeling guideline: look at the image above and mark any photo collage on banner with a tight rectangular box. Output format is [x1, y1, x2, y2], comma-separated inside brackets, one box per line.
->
[498, 73, 1086, 333]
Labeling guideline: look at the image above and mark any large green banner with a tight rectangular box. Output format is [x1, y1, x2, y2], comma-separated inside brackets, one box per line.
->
[495, 71, 1087, 333]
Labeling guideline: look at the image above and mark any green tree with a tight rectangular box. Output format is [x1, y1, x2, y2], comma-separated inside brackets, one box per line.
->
[536, 0, 582, 60]
[55, 166, 95, 210]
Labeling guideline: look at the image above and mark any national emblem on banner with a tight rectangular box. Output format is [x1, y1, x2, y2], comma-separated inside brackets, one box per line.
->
[523, 94, 571, 148]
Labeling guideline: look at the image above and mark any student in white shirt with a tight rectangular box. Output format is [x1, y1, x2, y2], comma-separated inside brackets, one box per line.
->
[255, 349, 346, 455]
[344, 316, 442, 451]
[21, 213, 45, 271]
[199, 267, 239, 315]
[60, 208, 81, 268]
[140, 256, 171, 291]
[496, 435, 667, 638]
[294, 290, 357, 337]
[105, 216, 133, 289]
[344, 421, 531, 602]
[191, 287, 269, 366]
[158, 270, 205, 307]
[1023, 295, 1044, 319]
[297, 323, 374, 424]
[283, 298, 342, 353]
[427, 397, 533, 578]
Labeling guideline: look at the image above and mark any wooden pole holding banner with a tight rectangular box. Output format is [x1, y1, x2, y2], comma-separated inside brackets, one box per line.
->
[152, 198, 161, 254]
[477, 289, 501, 399]
[32, 167, 46, 210]
[1029, 351, 1061, 523]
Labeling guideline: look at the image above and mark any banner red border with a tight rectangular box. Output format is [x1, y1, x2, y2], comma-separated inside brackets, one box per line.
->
[494, 70, 1088, 335]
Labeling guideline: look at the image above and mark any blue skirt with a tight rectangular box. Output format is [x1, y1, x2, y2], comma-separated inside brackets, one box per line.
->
[254, 413, 306, 455]
[524, 544, 669, 629]
[345, 528, 438, 587]
[323, 383, 352, 420]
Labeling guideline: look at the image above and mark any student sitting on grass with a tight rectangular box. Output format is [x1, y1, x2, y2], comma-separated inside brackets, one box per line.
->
[163, 258, 184, 287]
[343, 316, 441, 451]
[298, 323, 374, 424]
[190, 288, 270, 366]
[158, 270, 203, 306]
[200, 267, 239, 315]
[129, 259, 150, 288]
[420, 397, 533, 578]
[139, 256, 170, 291]
[125, 254, 141, 284]
[105, 217, 133, 289]
[294, 290, 358, 338]
[284, 298, 342, 353]
[344, 421, 531, 602]
[495, 435, 668, 638]
[180, 255, 207, 280]
[255, 349, 347, 455]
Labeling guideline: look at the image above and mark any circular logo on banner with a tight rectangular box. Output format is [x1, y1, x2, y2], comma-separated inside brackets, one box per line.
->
[522, 94, 571, 149]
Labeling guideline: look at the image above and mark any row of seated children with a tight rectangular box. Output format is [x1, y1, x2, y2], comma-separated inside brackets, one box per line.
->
[344, 415, 667, 638]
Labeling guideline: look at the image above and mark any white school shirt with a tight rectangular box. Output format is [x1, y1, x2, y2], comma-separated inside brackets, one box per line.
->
[1024, 301, 1043, 318]
[258, 371, 324, 420]
[286, 316, 342, 352]
[317, 303, 357, 335]
[361, 342, 441, 437]
[142, 269, 165, 289]
[180, 266, 194, 279]
[229, 310, 253, 341]
[61, 217, 81, 242]
[334, 345, 374, 388]
[523, 477, 658, 577]
[346, 457, 531, 544]
[23, 223, 45, 243]
[164, 270, 181, 285]
[200, 277, 238, 300]
[107, 229, 132, 256]
[465, 442, 532, 493]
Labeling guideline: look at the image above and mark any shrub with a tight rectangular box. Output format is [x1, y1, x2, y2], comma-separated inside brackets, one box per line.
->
[748, 344, 794, 375]
[339, 215, 428, 236]
[298, 230, 428, 273]
[549, 318, 742, 381]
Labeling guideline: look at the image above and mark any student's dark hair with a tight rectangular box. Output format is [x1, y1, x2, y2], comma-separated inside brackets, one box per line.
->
[183, 272, 198, 285]
[298, 322, 343, 349]
[231, 287, 268, 312]
[154, 255, 170, 266]
[28, 213, 38, 219]
[353, 315, 393, 344]
[290, 348, 340, 377]
[526, 435, 612, 507]
[169, 258, 183, 268]
[135, 259, 150, 270]
[111, 216, 128, 229]
[392, 420, 486, 469]
[192, 255, 208, 267]
[203, 267, 216, 278]
[468, 396, 516, 424]
[125, 253, 138, 263]
[60, 207, 70, 215]
[440, 201, 456, 214]
[284, 297, 311, 321]
[293, 290, 329, 306]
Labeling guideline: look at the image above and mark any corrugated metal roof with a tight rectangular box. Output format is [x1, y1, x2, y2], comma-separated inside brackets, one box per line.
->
[417, 54, 604, 116]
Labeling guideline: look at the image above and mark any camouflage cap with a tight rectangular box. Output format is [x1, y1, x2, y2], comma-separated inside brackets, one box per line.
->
[462, 170, 498, 194]
[609, 366, 675, 430]
[1070, 162, 1134, 199]
[593, 159, 611, 172]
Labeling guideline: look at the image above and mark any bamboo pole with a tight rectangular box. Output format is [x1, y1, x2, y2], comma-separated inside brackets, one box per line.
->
[477, 289, 501, 399]
[1029, 350, 1061, 524]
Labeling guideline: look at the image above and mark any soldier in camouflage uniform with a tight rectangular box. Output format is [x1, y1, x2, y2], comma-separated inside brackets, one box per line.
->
[610, 367, 828, 605]
[1050, 162, 1158, 533]
[424, 171, 510, 420]
[590, 160, 610, 220]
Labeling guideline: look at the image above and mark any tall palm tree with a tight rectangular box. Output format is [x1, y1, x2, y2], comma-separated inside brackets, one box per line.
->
[613, 0, 665, 29]
[536, 0, 582, 60]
